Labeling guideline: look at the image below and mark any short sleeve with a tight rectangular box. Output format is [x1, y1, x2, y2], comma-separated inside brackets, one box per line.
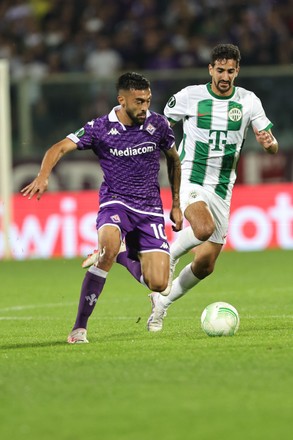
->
[164, 88, 188, 123]
[66, 120, 96, 150]
[250, 93, 273, 132]
[159, 116, 176, 151]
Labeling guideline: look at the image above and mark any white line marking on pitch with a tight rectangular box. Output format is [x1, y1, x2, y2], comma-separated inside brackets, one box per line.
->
[0, 317, 34, 320]
[1, 303, 293, 320]
[1, 315, 293, 321]
[0, 302, 76, 313]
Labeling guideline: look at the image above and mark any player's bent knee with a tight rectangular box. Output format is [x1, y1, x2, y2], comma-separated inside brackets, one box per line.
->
[98, 246, 119, 266]
[197, 231, 213, 242]
[193, 224, 215, 242]
[144, 276, 168, 293]
[149, 282, 168, 293]
[192, 260, 215, 280]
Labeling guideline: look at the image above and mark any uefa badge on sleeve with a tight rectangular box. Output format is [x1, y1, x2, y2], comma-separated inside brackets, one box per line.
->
[167, 96, 176, 108]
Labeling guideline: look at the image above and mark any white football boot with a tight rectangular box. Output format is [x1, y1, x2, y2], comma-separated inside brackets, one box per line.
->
[147, 292, 168, 332]
[67, 328, 89, 344]
[82, 249, 100, 268]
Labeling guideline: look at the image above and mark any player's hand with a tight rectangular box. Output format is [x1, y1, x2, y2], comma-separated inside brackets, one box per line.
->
[170, 206, 183, 232]
[254, 129, 274, 150]
[21, 176, 49, 200]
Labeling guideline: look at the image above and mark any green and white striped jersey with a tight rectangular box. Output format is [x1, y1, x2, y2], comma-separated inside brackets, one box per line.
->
[164, 83, 273, 203]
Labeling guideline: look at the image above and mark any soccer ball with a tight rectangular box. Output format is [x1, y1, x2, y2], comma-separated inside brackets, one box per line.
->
[201, 302, 240, 337]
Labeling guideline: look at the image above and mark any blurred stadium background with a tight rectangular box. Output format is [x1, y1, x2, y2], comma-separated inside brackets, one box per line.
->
[0, 0, 293, 258]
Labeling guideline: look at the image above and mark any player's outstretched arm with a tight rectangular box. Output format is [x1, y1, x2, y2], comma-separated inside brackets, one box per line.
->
[164, 145, 183, 232]
[254, 128, 278, 155]
[21, 138, 77, 200]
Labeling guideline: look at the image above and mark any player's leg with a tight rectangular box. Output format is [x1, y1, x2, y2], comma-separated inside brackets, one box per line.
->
[68, 224, 121, 343]
[140, 251, 170, 292]
[147, 242, 222, 332]
[117, 211, 171, 290]
[172, 183, 215, 255]
[185, 200, 216, 241]
[147, 190, 229, 332]
[82, 240, 126, 268]
[137, 211, 171, 292]
[163, 188, 216, 295]
[164, 225, 204, 294]
[170, 200, 215, 260]
[82, 234, 145, 284]
[115, 230, 146, 285]
[167, 241, 223, 303]
[82, 209, 146, 285]
[116, 250, 144, 283]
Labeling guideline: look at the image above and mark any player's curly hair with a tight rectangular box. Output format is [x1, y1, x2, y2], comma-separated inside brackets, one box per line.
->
[116, 72, 150, 92]
[210, 44, 241, 67]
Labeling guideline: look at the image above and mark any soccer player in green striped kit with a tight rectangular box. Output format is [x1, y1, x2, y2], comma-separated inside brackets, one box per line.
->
[147, 43, 278, 332]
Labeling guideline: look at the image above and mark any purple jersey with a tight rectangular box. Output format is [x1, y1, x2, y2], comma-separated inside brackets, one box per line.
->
[67, 106, 175, 214]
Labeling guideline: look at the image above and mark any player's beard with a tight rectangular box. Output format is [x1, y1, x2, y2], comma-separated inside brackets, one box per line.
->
[216, 80, 232, 94]
[126, 109, 146, 125]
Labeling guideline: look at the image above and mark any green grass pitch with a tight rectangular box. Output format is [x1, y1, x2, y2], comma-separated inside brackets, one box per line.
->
[1, 249, 293, 440]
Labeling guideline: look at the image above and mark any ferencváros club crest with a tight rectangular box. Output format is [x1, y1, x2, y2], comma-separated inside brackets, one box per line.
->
[228, 107, 242, 122]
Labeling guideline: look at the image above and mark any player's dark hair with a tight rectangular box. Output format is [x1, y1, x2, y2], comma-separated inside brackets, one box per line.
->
[210, 44, 241, 67]
[116, 72, 150, 92]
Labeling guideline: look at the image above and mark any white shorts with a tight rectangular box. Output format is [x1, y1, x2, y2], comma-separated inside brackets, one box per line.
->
[180, 183, 230, 244]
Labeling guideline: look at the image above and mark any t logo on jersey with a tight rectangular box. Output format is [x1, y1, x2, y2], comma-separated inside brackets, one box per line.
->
[209, 130, 227, 151]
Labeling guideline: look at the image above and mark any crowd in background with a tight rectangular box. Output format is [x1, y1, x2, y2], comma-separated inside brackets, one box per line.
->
[0, 0, 292, 81]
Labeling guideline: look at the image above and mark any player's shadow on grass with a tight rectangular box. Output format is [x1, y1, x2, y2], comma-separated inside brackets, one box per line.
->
[0, 332, 138, 350]
[0, 340, 69, 350]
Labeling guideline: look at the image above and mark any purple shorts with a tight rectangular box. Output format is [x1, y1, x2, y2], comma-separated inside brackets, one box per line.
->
[96, 203, 169, 255]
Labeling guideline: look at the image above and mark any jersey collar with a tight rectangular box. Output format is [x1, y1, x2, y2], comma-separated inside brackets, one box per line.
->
[206, 82, 236, 99]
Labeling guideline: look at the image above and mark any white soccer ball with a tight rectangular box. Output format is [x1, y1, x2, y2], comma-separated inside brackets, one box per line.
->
[201, 302, 240, 337]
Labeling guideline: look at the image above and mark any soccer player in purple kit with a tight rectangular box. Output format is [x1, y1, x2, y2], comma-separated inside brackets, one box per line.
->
[21, 72, 183, 343]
